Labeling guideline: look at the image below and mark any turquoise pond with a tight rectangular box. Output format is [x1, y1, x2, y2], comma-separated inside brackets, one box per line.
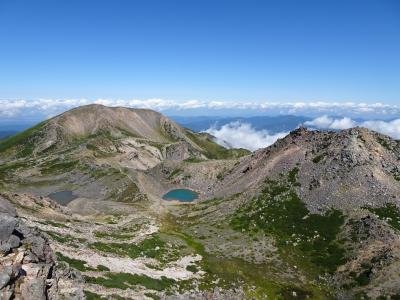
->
[162, 189, 198, 202]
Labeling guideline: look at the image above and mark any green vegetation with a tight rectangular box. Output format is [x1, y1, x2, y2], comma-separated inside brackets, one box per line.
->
[160, 215, 328, 299]
[186, 131, 250, 159]
[113, 181, 140, 202]
[376, 136, 392, 150]
[42, 220, 68, 228]
[41, 160, 78, 175]
[186, 264, 199, 273]
[287, 167, 301, 186]
[0, 160, 34, 184]
[84, 290, 107, 300]
[353, 268, 372, 286]
[0, 121, 46, 156]
[85, 143, 98, 151]
[168, 168, 183, 180]
[367, 203, 400, 231]
[97, 265, 110, 271]
[144, 293, 161, 300]
[89, 235, 180, 264]
[45, 231, 85, 245]
[312, 153, 326, 163]
[184, 157, 204, 163]
[391, 167, 400, 181]
[94, 230, 133, 240]
[56, 252, 96, 271]
[145, 140, 165, 152]
[79, 164, 121, 179]
[231, 177, 345, 273]
[84, 273, 175, 291]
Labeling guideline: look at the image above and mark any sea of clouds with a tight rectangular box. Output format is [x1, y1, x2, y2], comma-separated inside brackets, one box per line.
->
[1, 98, 399, 118]
[1, 99, 399, 151]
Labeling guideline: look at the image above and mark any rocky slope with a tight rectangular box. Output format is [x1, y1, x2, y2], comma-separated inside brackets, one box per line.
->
[209, 127, 400, 211]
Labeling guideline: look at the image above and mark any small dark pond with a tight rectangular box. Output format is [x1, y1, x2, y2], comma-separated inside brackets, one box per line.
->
[162, 189, 198, 202]
[48, 191, 77, 206]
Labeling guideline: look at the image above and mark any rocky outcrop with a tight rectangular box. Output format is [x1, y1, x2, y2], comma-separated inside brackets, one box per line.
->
[0, 195, 84, 300]
[164, 142, 204, 161]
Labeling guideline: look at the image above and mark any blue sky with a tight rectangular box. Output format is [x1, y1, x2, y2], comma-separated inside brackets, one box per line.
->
[0, 0, 399, 104]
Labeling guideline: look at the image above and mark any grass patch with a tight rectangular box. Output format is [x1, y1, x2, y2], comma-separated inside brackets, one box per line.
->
[41, 160, 78, 175]
[288, 167, 301, 186]
[89, 235, 180, 264]
[56, 252, 96, 271]
[84, 273, 175, 291]
[84, 290, 107, 300]
[376, 136, 392, 150]
[184, 157, 204, 163]
[94, 231, 133, 240]
[366, 203, 400, 231]
[45, 231, 85, 245]
[144, 293, 161, 300]
[186, 264, 199, 273]
[97, 265, 110, 272]
[42, 220, 68, 228]
[168, 168, 183, 180]
[312, 153, 326, 163]
[230, 177, 345, 273]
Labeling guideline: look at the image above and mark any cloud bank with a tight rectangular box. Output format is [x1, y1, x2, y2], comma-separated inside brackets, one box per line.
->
[205, 122, 288, 151]
[304, 116, 356, 129]
[1, 98, 399, 119]
[305, 115, 400, 139]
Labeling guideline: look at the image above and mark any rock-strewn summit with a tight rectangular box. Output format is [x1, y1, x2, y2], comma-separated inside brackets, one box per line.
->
[210, 127, 400, 211]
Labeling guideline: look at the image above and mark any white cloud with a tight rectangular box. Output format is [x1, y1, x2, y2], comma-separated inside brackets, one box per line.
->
[330, 117, 356, 129]
[304, 115, 356, 129]
[305, 116, 400, 139]
[361, 119, 400, 139]
[0, 98, 399, 119]
[304, 115, 334, 128]
[205, 122, 288, 151]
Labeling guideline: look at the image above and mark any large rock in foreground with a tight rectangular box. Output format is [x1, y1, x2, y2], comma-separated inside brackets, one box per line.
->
[0, 195, 84, 300]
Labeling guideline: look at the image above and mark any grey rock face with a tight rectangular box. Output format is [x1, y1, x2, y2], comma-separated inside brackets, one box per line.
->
[0, 196, 84, 300]
[0, 269, 11, 289]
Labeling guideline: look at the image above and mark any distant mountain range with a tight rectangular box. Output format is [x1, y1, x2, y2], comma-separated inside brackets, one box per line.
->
[171, 115, 310, 132]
